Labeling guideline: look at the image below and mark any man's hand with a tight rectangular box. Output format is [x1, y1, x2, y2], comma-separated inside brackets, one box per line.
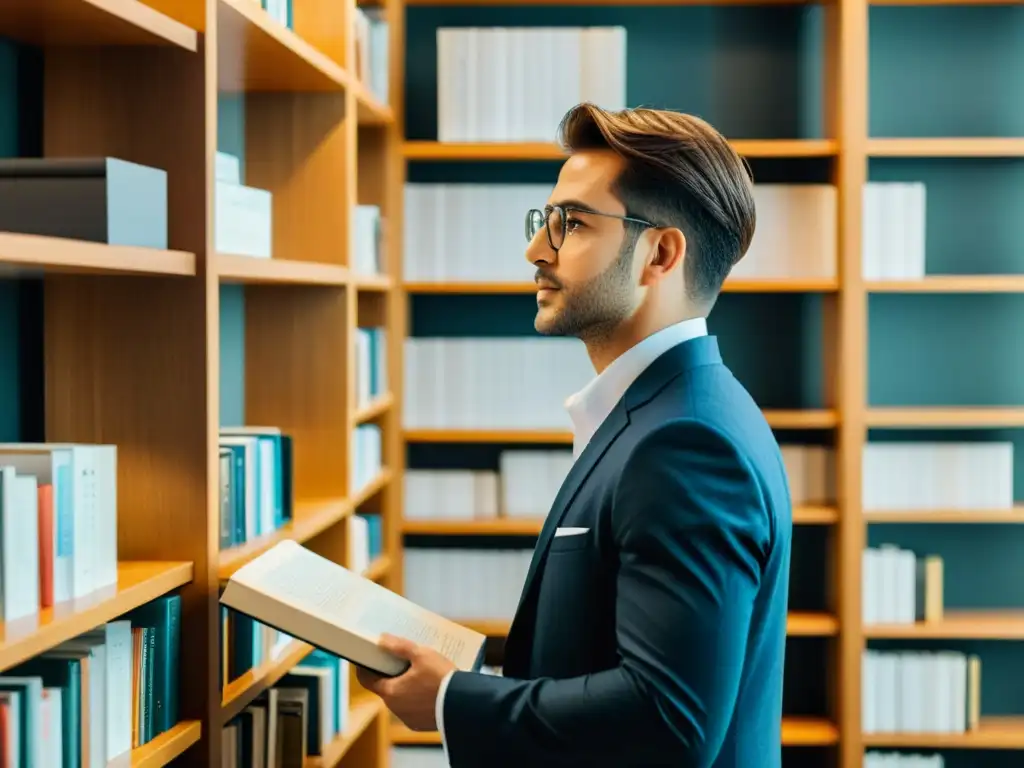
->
[356, 633, 457, 732]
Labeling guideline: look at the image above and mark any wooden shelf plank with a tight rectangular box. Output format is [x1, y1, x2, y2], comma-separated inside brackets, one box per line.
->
[863, 717, 1024, 749]
[353, 83, 395, 126]
[217, 470, 393, 580]
[404, 277, 839, 294]
[794, 505, 840, 524]
[787, 612, 839, 636]
[865, 508, 1024, 524]
[222, 640, 315, 722]
[0, 561, 193, 673]
[0, 232, 195, 278]
[405, 428, 573, 445]
[218, 498, 354, 580]
[215, 253, 349, 286]
[217, 0, 348, 92]
[867, 275, 1024, 293]
[405, 413, 835, 444]
[866, 407, 1024, 429]
[403, 506, 837, 536]
[306, 695, 384, 767]
[865, 611, 1024, 640]
[354, 393, 394, 424]
[354, 272, 394, 291]
[454, 613, 836, 638]
[0, 0, 197, 49]
[405, 0, 816, 4]
[128, 720, 203, 767]
[867, 137, 1024, 157]
[765, 410, 839, 429]
[391, 716, 838, 746]
[363, 555, 391, 582]
[403, 139, 837, 162]
[782, 717, 840, 746]
[352, 468, 393, 507]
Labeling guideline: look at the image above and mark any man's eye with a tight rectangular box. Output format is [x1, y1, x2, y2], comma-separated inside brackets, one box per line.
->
[566, 218, 583, 234]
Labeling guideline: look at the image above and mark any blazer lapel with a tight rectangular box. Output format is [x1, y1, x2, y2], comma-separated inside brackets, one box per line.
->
[513, 400, 630, 615]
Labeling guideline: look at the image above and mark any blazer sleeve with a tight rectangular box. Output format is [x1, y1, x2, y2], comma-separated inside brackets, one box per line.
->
[440, 417, 774, 768]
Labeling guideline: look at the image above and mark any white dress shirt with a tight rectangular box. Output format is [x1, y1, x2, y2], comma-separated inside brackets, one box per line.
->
[433, 317, 709, 762]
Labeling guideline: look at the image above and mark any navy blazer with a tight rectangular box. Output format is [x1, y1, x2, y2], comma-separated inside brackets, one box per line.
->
[442, 335, 793, 767]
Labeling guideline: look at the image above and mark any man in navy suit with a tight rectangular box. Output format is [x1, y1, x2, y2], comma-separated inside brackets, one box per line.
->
[360, 102, 793, 767]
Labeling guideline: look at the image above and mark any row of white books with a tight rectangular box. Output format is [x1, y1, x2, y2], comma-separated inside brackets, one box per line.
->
[0, 442, 118, 620]
[863, 441, 1012, 511]
[353, 6, 389, 104]
[437, 27, 625, 143]
[404, 337, 592, 430]
[402, 444, 834, 520]
[863, 182, 926, 280]
[862, 545, 943, 626]
[352, 423, 384, 492]
[352, 204, 385, 277]
[862, 650, 980, 735]
[355, 326, 388, 411]
[403, 548, 530, 621]
[865, 754, 945, 768]
[222, 650, 352, 764]
[401, 181, 940, 282]
[215, 151, 273, 259]
[402, 183, 836, 283]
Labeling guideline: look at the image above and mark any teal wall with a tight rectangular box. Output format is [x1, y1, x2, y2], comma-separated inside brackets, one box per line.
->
[403, 4, 1024, 765]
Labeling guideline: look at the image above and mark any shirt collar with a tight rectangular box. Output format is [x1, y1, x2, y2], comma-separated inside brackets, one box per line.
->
[565, 317, 708, 457]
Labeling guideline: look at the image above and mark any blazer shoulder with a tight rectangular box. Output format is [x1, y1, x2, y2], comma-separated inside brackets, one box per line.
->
[613, 417, 775, 559]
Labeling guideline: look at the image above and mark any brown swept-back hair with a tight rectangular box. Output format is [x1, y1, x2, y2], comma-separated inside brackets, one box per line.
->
[557, 103, 756, 305]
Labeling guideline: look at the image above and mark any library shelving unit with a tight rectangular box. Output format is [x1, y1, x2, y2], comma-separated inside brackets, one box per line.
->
[387, 2, 1024, 768]
[0, 0, 402, 765]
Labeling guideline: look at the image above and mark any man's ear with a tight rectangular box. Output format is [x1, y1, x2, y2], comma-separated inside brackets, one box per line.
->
[642, 228, 686, 285]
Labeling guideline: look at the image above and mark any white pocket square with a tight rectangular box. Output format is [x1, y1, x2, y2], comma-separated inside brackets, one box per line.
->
[554, 527, 589, 538]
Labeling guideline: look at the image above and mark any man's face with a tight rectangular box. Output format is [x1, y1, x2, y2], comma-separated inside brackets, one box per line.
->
[526, 150, 642, 340]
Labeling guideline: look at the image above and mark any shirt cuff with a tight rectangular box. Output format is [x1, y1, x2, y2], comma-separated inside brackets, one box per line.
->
[436, 670, 456, 763]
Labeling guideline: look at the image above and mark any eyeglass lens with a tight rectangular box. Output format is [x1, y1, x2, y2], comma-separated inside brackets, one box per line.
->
[525, 207, 565, 250]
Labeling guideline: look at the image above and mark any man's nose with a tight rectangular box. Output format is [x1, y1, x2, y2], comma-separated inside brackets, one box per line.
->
[525, 230, 555, 266]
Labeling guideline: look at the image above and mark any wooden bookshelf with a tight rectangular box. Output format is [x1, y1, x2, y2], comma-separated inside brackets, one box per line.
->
[390, 715, 841, 747]
[402, 138, 838, 161]
[0, 561, 193, 672]
[221, 639, 315, 723]
[863, 717, 1024, 749]
[0, 232, 197, 277]
[130, 720, 204, 767]
[0, 0, 199, 49]
[307, 695, 387, 767]
[404, 277, 840, 294]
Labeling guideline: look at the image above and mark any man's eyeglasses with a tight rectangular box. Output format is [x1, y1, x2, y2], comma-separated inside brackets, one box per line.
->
[525, 204, 657, 252]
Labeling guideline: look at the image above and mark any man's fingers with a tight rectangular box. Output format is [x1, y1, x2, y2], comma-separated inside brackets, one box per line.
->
[378, 632, 418, 660]
[355, 665, 384, 692]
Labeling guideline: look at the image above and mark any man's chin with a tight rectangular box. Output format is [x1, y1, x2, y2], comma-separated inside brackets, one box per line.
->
[534, 309, 570, 337]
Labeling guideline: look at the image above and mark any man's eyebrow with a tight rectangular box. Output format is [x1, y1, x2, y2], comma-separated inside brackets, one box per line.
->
[549, 198, 600, 213]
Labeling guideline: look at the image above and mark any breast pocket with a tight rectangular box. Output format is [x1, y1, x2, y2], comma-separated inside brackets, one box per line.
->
[548, 530, 591, 553]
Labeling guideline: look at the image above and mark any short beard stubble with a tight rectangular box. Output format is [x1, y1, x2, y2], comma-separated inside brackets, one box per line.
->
[534, 227, 641, 345]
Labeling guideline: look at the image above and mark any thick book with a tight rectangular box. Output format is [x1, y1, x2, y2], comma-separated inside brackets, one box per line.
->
[220, 540, 487, 677]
